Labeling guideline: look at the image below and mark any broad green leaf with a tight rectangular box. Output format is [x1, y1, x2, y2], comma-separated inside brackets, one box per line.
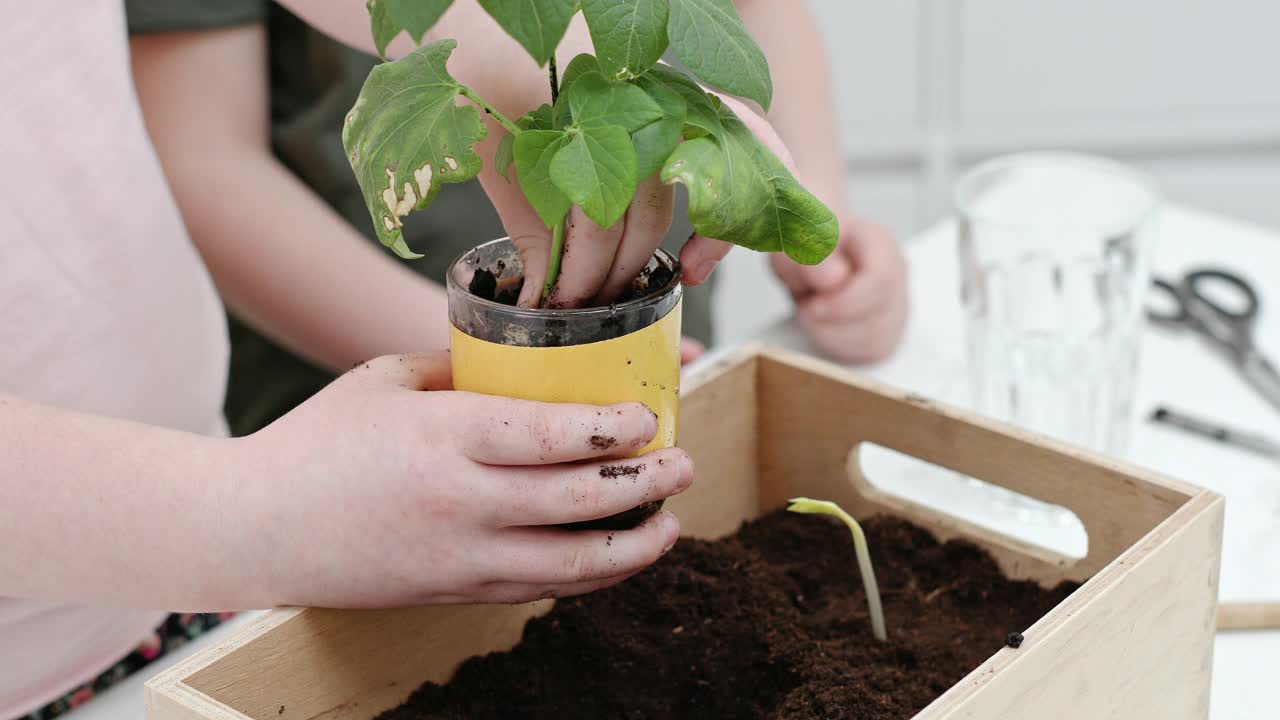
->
[550, 125, 638, 228]
[582, 0, 669, 80]
[367, 0, 400, 58]
[559, 54, 601, 95]
[660, 105, 836, 264]
[343, 40, 487, 259]
[646, 65, 723, 138]
[525, 103, 555, 130]
[367, 0, 453, 57]
[568, 71, 662, 132]
[630, 74, 686, 179]
[667, 0, 772, 110]
[555, 54, 600, 128]
[386, 0, 452, 42]
[477, 0, 581, 66]
[514, 130, 572, 228]
[682, 124, 710, 140]
[496, 104, 554, 180]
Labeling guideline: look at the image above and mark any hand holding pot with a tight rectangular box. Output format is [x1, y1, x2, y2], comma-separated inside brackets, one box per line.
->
[237, 352, 691, 607]
[770, 215, 909, 363]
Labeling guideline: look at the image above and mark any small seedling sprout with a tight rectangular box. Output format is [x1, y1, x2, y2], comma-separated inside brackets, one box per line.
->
[786, 497, 886, 642]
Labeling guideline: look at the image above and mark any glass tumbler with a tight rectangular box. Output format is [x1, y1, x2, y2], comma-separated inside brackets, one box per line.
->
[955, 152, 1159, 458]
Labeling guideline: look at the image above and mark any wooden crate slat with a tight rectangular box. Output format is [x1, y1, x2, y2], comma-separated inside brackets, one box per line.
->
[146, 346, 1221, 720]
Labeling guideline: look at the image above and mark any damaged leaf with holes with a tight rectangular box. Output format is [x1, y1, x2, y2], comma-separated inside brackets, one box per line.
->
[342, 40, 486, 259]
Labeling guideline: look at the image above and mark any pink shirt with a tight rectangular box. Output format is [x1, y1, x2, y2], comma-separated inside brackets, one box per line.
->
[0, 2, 230, 716]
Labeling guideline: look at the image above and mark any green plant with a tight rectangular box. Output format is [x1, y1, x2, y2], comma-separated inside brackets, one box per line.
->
[786, 497, 886, 641]
[343, 0, 838, 304]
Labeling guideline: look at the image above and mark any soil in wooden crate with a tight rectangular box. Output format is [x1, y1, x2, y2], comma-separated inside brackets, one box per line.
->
[380, 511, 1079, 720]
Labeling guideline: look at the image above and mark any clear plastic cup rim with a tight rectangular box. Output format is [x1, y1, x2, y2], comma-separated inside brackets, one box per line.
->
[445, 236, 683, 321]
[954, 151, 1162, 236]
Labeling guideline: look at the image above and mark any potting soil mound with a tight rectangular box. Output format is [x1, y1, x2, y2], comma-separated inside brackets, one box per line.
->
[379, 512, 1078, 719]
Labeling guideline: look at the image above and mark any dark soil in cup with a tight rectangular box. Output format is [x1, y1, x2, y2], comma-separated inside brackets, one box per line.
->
[378, 512, 1079, 720]
[466, 264, 520, 306]
[457, 260, 676, 350]
[614, 262, 675, 305]
[466, 262, 674, 309]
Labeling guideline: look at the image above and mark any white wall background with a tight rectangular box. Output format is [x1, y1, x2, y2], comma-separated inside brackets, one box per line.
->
[712, 0, 1280, 345]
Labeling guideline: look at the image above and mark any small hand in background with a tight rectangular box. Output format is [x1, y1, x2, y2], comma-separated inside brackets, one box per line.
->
[770, 215, 908, 363]
[680, 337, 705, 366]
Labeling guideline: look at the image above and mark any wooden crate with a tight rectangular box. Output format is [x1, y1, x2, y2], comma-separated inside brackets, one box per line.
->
[146, 346, 1224, 720]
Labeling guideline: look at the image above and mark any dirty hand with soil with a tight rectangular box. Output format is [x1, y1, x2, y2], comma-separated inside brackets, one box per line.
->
[235, 351, 694, 608]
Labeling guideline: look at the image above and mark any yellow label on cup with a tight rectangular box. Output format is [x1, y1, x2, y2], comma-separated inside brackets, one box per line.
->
[449, 299, 682, 455]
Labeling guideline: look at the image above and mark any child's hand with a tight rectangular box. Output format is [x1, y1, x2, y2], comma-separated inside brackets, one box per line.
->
[235, 352, 691, 607]
[769, 215, 908, 363]
[680, 337, 705, 365]
[489, 96, 795, 309]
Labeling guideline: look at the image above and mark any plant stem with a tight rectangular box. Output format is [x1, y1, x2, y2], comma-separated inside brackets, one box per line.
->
[847, 517, 887, 642]
[542, 217, 567, 305]
[549, 54, 560, 105]
[539, 55, 562, 308]
[458, 86, 522, 135]
[787, 498, 887, 642]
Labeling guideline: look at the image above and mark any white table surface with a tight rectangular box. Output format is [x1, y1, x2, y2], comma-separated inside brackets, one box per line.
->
[65, 204, 1278, 720]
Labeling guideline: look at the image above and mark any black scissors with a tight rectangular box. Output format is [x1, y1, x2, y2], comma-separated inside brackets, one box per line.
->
[1147, 268, 1280, 413]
